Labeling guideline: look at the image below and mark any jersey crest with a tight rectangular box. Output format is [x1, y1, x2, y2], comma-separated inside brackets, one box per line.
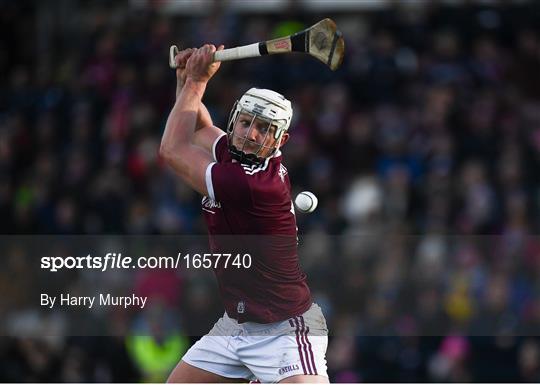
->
[202, 196, 221, 214]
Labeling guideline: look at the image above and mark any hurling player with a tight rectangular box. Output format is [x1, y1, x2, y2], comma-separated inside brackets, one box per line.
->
[160, 44, 328, 383]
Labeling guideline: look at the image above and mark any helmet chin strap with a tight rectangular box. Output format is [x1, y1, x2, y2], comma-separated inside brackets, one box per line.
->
[228, 145, 266, 165]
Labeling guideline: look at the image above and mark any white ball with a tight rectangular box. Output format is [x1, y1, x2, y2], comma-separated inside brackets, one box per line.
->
[294, 191, 318, 213]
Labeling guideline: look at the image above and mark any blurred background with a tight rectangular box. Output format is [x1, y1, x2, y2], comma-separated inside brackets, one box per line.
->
[2, 0, 540, 382]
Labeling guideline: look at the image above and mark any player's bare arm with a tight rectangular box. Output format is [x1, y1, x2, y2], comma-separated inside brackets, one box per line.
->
[173, 46, 224, 155]
[160, 44, 223, 195]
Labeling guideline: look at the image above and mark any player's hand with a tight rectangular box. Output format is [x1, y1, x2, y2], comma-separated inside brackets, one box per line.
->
[185, 44, 225, 83]
[175, 48, 196, 96]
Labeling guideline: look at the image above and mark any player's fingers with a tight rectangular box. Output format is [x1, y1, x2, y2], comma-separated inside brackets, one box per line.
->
[194, 45, 212, 63]
[188, 45, 214, 68]
[200, 44, 215, 54]
[176, 48, 195, 67]
[195, 46, 206, 55]
[175, 54, 183, 67]
[179, 48, 194, 57]
[186, 49, 201, 66]
[206, 45, 217, 62]
[217, 44, 225, 51]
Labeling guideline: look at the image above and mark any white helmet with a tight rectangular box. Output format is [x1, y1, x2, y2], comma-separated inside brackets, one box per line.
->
[227, 88, 293, 165]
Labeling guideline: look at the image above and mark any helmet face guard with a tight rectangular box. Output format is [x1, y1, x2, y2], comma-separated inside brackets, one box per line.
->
[227, 106, 286, 165]
[226, 88, 292, 166]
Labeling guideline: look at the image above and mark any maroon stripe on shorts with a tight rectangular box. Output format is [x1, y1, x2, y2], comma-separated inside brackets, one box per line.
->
[292, 317, 308, 375]
[300, 316, 318, 375]
[297, 316, 314, 375]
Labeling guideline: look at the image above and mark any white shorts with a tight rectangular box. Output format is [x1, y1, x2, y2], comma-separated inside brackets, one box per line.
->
[182, 303, 328, 383]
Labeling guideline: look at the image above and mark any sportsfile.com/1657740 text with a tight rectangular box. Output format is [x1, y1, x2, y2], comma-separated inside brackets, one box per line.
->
[40, 252, 252, 272]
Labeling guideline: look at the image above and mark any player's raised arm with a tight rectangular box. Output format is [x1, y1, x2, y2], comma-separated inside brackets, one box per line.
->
[173, 47, 224, 155]
[159, 44, 223, 196]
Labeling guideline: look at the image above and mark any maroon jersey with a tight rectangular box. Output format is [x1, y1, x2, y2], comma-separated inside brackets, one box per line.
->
[202, 134, 312, 323]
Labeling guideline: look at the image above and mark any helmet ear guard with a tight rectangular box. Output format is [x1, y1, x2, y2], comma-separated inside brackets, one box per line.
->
[226, 88, 293, 165]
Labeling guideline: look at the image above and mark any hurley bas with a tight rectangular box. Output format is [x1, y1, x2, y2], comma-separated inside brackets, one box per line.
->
[41, 293, 147, 309]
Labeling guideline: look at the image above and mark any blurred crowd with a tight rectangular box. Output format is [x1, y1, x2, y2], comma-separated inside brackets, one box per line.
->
[2, 0, 540, 382]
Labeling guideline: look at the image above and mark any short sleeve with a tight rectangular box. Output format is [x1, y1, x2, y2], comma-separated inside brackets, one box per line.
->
[207, 162, 252, 207]
[213, 133, 228, 162]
